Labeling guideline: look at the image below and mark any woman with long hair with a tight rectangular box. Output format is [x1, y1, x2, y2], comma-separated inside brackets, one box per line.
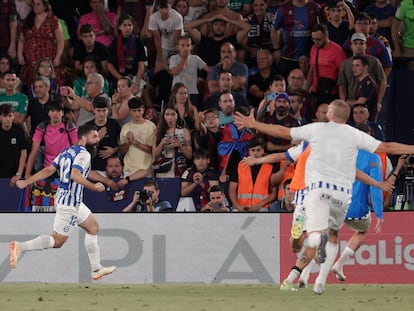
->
[153, 106, 192, 177]
[168, 82, 201, 131]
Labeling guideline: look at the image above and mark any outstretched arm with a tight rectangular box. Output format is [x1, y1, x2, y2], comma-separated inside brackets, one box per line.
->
[376, 142, 414, 155]
[234, 110, 292, 140]
[16, 165, 57, 189]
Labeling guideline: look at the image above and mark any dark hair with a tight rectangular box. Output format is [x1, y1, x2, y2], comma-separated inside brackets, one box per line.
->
[83, 55, 102, 73]
[128, 97, 145, 109]
[1, 69, 16, 79]
[0, 54, 14, 73]
[367, 12, 378, 20]
[204, 108, 219, 116]
[119, 76, 133, 87]
[209, 185, 223, 194]
[77, 124, 97, 139]
[355, 12, 371, 23]
[283, 178, 292, 189]
[0, 103, 13, 115]
[93, 96, 110, 109]
[355, 123, 371, 134]
[79, 24, 94, 35]
[47, 99, 64, 112]
[143, 180, 160, 190]
[312, 23, 328, 34]
[235, 105, 250, 116]
[23, 0, 50, 33]
[269, 74, 286, 85]
[193, 149, 210, 159]
[248, 136, 265, 150]
[156, 0, 169, 8]
[353, 55, 369, 66]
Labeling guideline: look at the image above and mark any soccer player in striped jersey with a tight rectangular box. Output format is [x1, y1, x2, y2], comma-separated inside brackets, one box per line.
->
[11, 124, 116, 280]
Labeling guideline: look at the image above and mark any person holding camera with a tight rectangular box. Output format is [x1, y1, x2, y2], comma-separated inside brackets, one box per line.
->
[201, 185, 231, 212]
[122, 180, 172, 212]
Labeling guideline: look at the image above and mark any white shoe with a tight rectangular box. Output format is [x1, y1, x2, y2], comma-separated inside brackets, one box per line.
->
[313, 283, 325, 295]
[92, 266, 116, 280]
[332, 263, 346, 281]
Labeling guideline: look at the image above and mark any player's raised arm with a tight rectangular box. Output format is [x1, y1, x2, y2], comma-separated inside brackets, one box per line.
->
[234, 110, 292, 140]
[16, 165, 57, 189]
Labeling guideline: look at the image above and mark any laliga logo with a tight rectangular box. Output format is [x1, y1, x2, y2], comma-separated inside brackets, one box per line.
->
[340, 236, 414, 270]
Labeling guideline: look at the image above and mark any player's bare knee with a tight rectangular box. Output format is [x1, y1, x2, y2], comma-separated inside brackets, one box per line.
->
[307, 232, 321, 248]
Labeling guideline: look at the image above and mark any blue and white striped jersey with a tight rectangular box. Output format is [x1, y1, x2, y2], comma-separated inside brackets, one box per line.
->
[52, 145, 91, 208]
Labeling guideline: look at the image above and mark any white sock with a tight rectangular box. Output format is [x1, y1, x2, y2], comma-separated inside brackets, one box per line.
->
[286, 269, 300, 283]
[335, 246, 355, 268]
[85, 233, 101, 271]
[19, 235, 55, 252]
[300, 258, 315, 284]
[316, 242, 338, 285]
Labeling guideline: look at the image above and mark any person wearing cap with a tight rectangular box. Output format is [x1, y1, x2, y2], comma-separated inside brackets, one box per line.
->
[338, 32, 387, 112]
[307, 23, 347, 106]
[184, 14, 250, 66]
[25, 99, 78, 178]
[263, 91, 300, 153]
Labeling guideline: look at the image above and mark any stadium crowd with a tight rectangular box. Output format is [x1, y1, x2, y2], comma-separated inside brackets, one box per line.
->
[0, 0, 412, 212]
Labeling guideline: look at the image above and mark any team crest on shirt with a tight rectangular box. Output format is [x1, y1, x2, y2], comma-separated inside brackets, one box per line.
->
[11, 138, 16, 144]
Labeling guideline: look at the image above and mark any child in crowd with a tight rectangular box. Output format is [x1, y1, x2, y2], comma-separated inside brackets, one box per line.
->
[28, 58, 60, 99]
[256, 74, 287, 122]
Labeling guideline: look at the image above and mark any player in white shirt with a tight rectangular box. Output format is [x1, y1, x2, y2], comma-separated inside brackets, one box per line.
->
[234, 99, 414, 294]
[11, 124, 116, 281]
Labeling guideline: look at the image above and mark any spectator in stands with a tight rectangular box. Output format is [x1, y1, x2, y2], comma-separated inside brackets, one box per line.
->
[197, 108, 222, 170]
[208, 42, 249, 96]
[307, 24, 347, 105]
[247, 49, 277, 108]
[326, 1, 354, 47]
[199, 0, 244, 38]
[77, 0, 117, 48]
[271, 0, 321, 77]
[149, 0, 184, 72]
[86, 96, 122, 172]
[108, 14, 147, 96]
[244, 0, 274, 66]
[25, 99, 78, 177]
[0, 104, 28, 185]
[338, 33, 387, 112]
[116, 0, 154, 40]
[184, 15, 249, 66]
[153, 106, 193, 177]
[73, 56, 110, 99]
[169, 82, 201, 132]
[141, 60, 173, 109]
[269, 178, 295, 212]
[367, 13, 393, 59]
[349, 103, 385, 141]
[88, 155, 123, 190]
[110, 76, 135, 124]
[365, 0, 396, 45]
[119, 97, 154, 181]
[228, 0, 252, 16]
[287, 68, 315, 121]
[260, 92, 299, 152]
[169, 34, 209, 110]
[181, 149, 219, 211]
[173, 0, 192, 24]
[314, 102, 329, 122]
[26, 76, 54, 135]
[392, 0, 414, 65]
[229, 136, 277, 212]
[18, 0, 65, 87]
[346, 56, 378, 121]
[0, 54, 22, 94]
[28, 57, 60, 100]
[73, 24, 109, 75]
[289, 91, 306, 125]
[65, 72, 111, 126]
[204, 71, 249, 111]
[122, 180, 173, 212]
[201, 185, 231, 212]
[344, 13, 392, 77]
[0, 0, 17, 59]
[0, 70, 28, 125]
[256, 74, 287, 122]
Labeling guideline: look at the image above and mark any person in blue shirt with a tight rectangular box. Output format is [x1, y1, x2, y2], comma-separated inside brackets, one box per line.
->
[331, 123, 384, 281]
[12, 124, 116, 281]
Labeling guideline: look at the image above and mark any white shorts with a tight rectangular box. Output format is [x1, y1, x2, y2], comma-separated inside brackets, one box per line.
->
[53, 202, 92, 236]
[292, 189, 307, 231]
[304, 183, 352, 232]
[345, 212, 371, 232]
